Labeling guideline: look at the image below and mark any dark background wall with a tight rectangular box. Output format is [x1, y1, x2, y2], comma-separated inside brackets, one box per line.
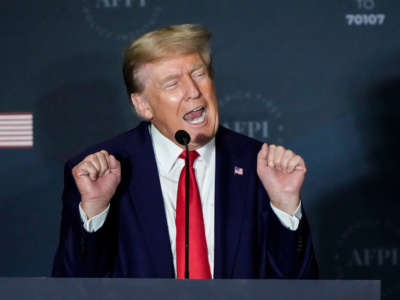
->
[1, 0, 399, 298]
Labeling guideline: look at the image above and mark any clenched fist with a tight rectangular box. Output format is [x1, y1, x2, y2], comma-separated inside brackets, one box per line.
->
[72, 150, 121, 218]
[257, 143, 306, 215]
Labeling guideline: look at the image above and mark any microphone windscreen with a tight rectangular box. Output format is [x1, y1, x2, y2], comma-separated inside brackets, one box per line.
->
[175, 130, 191, 146]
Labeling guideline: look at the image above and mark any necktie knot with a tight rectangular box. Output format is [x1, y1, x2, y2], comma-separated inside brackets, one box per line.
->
[179, 150, 199, 166]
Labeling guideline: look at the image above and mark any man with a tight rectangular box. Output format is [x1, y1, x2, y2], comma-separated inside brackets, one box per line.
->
[52, 24, 318, 279]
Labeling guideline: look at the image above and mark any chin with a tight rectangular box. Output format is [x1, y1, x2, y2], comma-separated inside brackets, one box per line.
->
[189, 129, 215, 149]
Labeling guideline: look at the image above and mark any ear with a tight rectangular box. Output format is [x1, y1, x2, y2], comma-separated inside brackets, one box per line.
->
[130, 93, 153, 120]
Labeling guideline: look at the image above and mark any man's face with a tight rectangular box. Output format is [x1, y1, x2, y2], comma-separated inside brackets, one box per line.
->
[132, 52, 219, 150]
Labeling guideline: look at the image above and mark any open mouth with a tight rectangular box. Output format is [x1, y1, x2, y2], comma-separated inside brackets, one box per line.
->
[183, 106, 206, 125]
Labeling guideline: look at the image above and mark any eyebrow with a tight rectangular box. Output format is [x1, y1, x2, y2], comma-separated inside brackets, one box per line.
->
[159, 64, 206, 85]
[190, 64, 205, 72]
[160, 73, 180, 85]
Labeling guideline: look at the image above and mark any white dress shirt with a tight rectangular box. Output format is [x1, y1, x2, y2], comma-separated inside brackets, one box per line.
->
[79, 124, 302, 277]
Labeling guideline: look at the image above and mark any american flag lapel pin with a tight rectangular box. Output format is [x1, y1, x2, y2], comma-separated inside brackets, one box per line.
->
[234, 166, 243, 176]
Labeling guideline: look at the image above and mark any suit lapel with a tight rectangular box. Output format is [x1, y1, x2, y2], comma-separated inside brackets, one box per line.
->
[127, 122, 174, 277]
[214, 127, 247, 278]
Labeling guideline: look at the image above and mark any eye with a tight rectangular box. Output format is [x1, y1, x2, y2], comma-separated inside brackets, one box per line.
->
[193, 71, 206, 79]
[164, 81, 178, 89]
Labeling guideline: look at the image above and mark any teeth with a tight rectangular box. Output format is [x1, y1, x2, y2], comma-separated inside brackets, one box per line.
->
[192, 106, 203, 112]
[187, 109, 205, 124]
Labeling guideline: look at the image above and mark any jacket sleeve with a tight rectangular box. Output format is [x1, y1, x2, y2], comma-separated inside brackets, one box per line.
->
[257, 182, 319, 279]
[52, 161, 118, 277]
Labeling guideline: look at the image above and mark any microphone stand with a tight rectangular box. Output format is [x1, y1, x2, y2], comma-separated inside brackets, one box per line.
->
[184, 142, 190, 279]
[174, 130, 191, 279]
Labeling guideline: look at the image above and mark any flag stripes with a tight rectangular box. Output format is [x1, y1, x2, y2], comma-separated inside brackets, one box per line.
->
[0, 113, 33, 148]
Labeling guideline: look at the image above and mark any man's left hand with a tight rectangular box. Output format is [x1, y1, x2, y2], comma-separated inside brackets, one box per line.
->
[256, 143, 306, 215]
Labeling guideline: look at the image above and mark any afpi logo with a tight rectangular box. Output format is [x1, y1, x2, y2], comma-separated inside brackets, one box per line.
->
[334, 220, 400, 298]
[219, 91, 284, 144]
[82, 0, 162, 41]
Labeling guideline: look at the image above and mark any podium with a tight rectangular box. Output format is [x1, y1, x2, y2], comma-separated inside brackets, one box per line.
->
[0, 278, 380, 300]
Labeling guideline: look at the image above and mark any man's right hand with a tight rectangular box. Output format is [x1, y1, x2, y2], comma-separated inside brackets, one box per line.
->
[72, 150, 121, 218]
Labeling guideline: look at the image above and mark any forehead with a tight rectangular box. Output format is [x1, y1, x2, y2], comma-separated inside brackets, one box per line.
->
[141, 53, 206, 80]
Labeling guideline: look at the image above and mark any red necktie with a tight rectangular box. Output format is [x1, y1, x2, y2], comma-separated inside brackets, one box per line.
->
[176, 150, 211, 279]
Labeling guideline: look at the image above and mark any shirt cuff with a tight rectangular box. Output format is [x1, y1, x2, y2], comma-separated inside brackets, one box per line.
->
[270, 202, 302, 231]
[79, 203, 110, 233]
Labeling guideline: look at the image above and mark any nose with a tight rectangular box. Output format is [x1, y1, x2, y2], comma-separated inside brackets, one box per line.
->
[184, 76, 201, 100]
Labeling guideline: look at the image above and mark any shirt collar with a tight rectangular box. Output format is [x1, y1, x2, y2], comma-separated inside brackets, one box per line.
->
[150, 124, 215, 174]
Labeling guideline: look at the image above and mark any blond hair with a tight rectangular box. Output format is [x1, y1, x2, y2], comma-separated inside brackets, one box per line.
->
[122, 24, 213, 95]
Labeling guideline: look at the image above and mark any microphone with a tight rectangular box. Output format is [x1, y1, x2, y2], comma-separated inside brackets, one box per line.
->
[175, 130, 191, 279]
[175, 130, 191, 146]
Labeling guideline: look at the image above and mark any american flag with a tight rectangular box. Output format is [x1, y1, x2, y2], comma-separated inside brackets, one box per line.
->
[234, 166, 243, 176]
[0, 113, 33, 148]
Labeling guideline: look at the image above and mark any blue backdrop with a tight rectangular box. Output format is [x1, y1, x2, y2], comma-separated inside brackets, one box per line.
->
[1, 0, 399, 298]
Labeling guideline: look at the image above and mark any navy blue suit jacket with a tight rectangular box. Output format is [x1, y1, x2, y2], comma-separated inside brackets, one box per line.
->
[52, 122, 318, 278]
